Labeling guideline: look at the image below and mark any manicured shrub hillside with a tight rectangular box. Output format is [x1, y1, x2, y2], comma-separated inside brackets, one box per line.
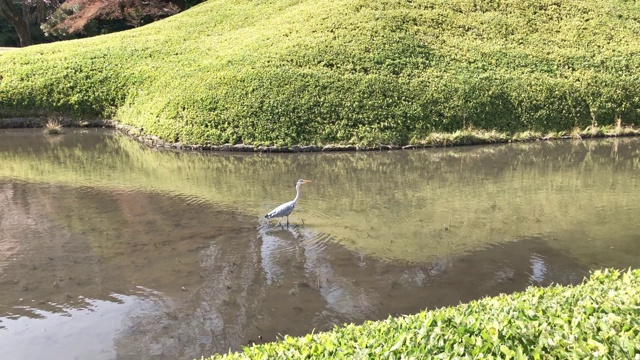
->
[204, 269, 640, 359]
[1, 0, 640, 146]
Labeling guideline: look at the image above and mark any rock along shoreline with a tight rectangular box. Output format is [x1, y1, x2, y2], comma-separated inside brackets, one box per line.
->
[2, 116, 639, 153]
[0, 117, 402, 152]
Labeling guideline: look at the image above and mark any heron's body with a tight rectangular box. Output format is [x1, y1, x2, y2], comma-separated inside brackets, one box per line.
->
[265, 179, 312, 227]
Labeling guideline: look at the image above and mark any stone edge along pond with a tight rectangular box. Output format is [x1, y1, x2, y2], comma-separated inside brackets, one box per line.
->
[2, 116, 640, 152]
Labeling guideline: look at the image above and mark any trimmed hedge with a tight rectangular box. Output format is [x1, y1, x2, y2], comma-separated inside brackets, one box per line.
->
[204, 268, 640, 359]
[1, 0, 640, 147]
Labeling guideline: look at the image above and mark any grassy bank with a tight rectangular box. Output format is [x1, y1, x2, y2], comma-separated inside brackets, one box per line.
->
[202, 268, 640, 359]
[1, 0, 640, 147]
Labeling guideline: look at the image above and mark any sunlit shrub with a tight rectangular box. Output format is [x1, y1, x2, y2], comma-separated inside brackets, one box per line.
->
[205, 269, 640, 359]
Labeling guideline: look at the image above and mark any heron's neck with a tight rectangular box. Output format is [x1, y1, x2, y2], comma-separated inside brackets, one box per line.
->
[292, 184, 302, 204]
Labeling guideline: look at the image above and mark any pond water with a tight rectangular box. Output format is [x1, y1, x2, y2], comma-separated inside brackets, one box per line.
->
[0, 128, 639, 359]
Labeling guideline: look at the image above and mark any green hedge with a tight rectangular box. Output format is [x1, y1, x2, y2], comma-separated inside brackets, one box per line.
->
[204, 268, 640, 359]
[1, 0, 640, 146]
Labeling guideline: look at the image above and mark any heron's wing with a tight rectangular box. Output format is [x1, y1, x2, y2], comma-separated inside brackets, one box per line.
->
[265, 201, 295, 218]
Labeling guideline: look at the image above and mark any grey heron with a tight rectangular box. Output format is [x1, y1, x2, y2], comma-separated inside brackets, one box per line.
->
[265, 179, 312, 227]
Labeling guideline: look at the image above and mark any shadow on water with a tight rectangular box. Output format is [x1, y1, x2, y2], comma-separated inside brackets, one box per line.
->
[0, 129, 639, 359]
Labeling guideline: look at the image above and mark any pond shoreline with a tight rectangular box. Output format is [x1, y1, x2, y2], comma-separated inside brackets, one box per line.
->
[2, 116, 640, 152]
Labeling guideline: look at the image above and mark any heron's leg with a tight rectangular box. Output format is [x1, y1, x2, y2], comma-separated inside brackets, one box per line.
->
[286, 216, 289, 228]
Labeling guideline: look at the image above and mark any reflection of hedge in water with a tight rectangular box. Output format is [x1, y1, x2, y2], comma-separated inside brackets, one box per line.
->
[1, 133, 639, 263]
[1, 0, 639, 146]
[42, 188, 233, 289]
[0, 183, 239, 315]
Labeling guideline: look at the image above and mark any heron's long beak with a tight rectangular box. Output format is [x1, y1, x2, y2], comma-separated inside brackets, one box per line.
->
[303, 179, 312, 183]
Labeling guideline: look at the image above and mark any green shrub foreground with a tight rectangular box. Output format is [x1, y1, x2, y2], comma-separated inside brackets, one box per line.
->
[1, 0, 640, 147]
[204, 269, 640, 359]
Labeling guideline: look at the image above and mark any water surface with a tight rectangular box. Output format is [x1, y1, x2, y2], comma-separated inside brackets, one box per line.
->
[0, 129, 639, 359]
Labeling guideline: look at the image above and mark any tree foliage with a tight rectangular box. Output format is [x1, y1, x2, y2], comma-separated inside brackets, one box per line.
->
[41, 0, 182, 38]
[0, 0, 204, 46]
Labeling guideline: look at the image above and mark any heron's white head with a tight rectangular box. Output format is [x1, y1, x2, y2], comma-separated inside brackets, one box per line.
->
[296, 179, 312, 186]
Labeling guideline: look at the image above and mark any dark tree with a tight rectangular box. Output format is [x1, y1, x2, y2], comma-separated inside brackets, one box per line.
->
[0, 0, 61, 46]
[1, 0, 205, 46]
[41, 0, 195, 38]
[0, 0, 33, 46]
